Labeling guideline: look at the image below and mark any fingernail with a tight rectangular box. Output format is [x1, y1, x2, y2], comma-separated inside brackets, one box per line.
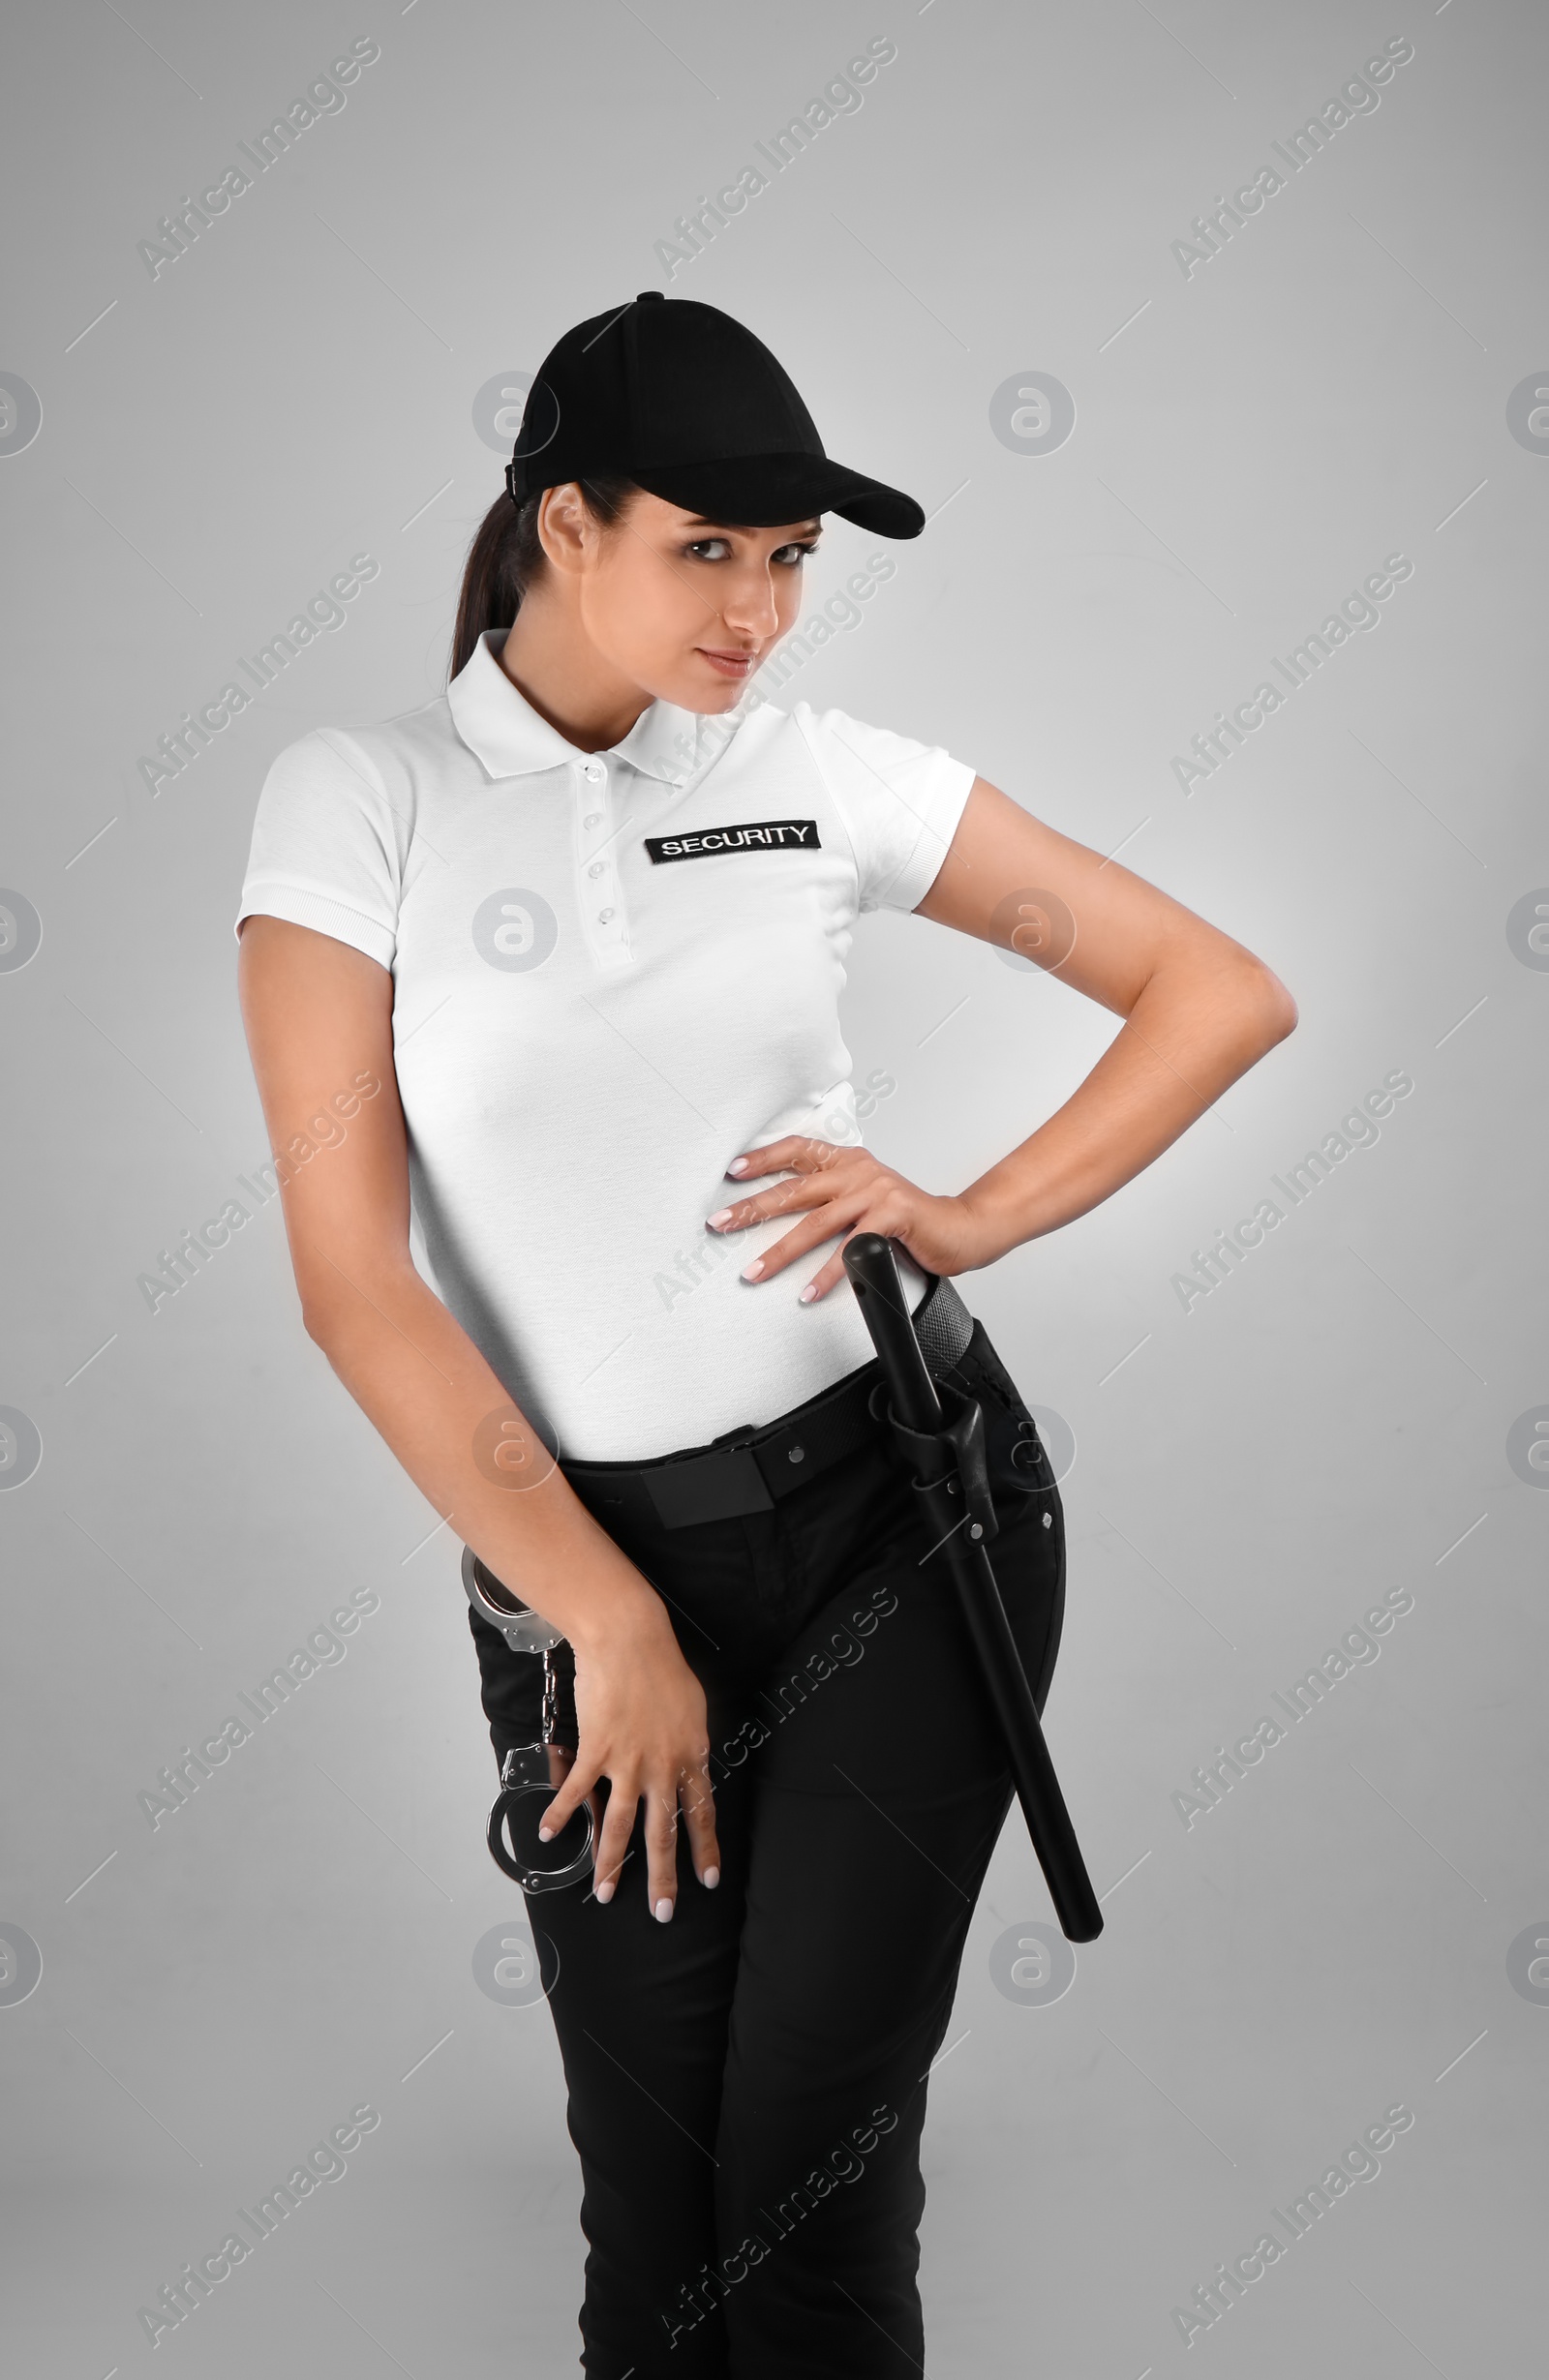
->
[594, 1879, 614, 1905]
[703, 1866, 719, 1889]
[654, 1897, 675, 1923]
[742, 1258, 764, 1280]
[536, 1824, 554, 1841]
[798, 1284, 817, 1304]
[726, 1158, 749, 1175]
[706, 1208, 733, 1228]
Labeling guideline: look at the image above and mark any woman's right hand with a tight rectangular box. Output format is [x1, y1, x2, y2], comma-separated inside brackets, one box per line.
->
[539, 1594, 721, 1921]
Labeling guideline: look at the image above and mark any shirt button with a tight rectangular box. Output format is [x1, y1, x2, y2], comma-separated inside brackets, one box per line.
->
[588, 861, 604, 878]
[584, 813, 601, 829]
[598, 907, 615, 923]
[584, 763, 605, 783]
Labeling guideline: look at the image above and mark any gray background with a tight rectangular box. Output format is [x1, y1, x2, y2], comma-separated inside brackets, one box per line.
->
[2, 0, 1543, 2371]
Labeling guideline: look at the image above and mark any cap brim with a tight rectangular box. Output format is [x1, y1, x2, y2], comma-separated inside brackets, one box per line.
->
[625, 452, 926, 539]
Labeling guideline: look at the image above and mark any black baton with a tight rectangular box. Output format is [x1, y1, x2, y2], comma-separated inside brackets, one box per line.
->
[843, 1234, 1103, 1943]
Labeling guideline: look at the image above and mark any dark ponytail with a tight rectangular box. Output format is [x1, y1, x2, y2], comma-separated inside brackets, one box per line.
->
[450, 474, 636, 679]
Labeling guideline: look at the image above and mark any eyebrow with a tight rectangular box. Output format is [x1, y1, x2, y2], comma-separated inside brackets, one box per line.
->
[680, 516, 823, 534]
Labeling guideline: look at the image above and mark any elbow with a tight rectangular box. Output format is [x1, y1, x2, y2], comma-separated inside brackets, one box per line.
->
[300, 1294, 342, 1352]
[297, 1267, 352, 1352]
[1241, 961, 1298, 1055]
[296, 1247, 413, 1352]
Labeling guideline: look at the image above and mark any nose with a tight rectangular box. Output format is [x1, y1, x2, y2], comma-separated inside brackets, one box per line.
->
[714, 562, 781, 643]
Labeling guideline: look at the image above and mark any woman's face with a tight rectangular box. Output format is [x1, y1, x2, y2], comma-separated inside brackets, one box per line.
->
[554, 487, 821, 712]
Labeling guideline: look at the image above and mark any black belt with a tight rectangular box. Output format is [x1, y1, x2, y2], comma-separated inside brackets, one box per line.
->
[562, 1272, 977, 1532]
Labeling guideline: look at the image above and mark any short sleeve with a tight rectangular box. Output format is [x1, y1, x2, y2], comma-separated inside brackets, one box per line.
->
[235, 728, 402, 971]
[792, 703, 977, 915]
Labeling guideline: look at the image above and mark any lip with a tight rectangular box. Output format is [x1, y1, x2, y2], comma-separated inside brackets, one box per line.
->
[696, 648, 757, 677]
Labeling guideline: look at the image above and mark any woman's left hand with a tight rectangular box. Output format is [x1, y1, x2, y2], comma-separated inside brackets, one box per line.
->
[705, 1137, 1001, 1302]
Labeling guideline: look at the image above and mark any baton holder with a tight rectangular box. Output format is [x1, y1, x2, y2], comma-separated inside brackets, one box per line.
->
[866, 1374, 1002, 1550]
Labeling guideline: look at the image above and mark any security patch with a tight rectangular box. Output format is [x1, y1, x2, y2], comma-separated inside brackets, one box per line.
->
[645, 819, 822, 863]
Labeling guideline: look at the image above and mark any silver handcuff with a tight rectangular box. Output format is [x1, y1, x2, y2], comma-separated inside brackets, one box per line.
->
[461, 1545, 596, 1892]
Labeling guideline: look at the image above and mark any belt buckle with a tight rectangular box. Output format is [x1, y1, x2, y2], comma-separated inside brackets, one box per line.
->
[644, 1440, 774, 1529]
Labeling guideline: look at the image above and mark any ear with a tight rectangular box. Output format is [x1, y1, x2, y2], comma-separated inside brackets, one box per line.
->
[535, 482, 596, 578]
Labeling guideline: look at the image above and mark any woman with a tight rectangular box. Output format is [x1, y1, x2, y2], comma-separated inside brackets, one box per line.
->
[236, 292, 1294, 2377]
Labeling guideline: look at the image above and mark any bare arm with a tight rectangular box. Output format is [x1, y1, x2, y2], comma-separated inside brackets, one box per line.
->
[707, 776, 1297, 1292]
[236, 913, 718, 1916]
[915, 775, 1298, 1255]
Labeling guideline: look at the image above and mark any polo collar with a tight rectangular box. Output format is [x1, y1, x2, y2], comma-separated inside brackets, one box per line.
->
[449, 628, 707, 787]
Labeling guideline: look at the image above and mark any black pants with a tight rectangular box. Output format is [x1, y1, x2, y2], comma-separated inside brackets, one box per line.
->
[468, 1314, 1066, 2378]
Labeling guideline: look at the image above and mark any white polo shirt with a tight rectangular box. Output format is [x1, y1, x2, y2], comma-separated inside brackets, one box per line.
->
[236, 628, 976, 1460]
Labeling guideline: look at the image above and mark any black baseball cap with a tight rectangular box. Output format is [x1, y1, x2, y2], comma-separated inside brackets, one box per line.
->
[504, 292, 926, 539]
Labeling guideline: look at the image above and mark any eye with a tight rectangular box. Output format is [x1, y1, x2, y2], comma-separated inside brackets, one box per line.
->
[681, 536, 821, 564]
